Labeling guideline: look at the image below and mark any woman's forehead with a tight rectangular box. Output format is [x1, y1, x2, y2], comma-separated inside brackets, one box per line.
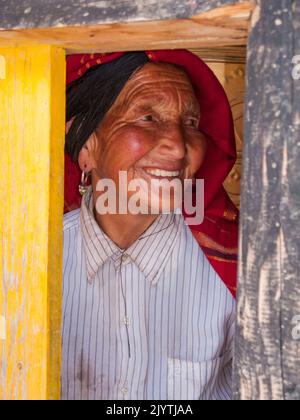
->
[130, 61, 193, 85]
[117, 62, 199, 109]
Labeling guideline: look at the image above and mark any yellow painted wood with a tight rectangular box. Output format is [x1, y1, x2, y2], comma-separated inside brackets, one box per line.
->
[0, 46, 65, 400]
[0, 55, 6, 79]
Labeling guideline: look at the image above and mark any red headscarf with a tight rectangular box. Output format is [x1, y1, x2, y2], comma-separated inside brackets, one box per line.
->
[65, 50, 239, 297]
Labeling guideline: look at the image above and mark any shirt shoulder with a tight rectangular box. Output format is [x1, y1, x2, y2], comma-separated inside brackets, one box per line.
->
[181, 219, 235, 302]
[63, 208, 81, 233]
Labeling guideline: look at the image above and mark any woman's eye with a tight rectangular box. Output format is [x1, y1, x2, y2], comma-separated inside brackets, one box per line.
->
[184, 118, 199, 128]
[141, 115, 155, 122]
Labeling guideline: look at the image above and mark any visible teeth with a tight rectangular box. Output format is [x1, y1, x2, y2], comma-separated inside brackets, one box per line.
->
[145, 169, 180, 177]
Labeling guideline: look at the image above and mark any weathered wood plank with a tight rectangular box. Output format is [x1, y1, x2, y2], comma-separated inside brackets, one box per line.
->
[0, 46, 65, 400]
[191, 46, 247, 63]
[0, 0, 251, 29]
[0, 3, 253, 53]
[234, 0, 300, 400]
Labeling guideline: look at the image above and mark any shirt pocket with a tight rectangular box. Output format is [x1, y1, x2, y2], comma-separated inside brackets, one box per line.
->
[167, 351, 232, 400]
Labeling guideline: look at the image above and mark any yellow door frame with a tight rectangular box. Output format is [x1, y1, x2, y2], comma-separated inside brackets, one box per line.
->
[0, 46, 65, 400]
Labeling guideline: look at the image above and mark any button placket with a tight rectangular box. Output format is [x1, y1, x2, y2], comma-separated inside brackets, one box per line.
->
[117, 254, 132, 359]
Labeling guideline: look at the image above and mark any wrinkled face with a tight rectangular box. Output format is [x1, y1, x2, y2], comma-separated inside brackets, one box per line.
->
[91, 62, 207, 213]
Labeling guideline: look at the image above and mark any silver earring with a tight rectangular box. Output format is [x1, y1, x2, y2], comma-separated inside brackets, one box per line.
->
[79, 171, 89, 196]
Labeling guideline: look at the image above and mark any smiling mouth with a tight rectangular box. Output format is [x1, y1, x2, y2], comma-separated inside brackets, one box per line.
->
[144, 168, 181, 177]
[136, 167, 183, 180]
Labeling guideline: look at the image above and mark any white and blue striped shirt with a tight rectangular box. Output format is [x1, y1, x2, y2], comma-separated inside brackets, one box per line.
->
[61, 189, 236, 400]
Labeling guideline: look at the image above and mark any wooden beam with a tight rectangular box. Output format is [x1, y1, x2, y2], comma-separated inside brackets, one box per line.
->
[0, 46, 65, 400]
[0, 3, 253, 53]
[234, 0, 300, 400]
[191, 46, 246, 63]
[0, 0, 253, 29]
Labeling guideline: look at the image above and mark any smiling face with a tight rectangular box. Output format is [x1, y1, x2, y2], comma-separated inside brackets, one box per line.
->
[81, 62, 207, 213]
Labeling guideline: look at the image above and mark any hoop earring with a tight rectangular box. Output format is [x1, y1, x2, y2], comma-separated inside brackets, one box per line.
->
[79, 171, 90, 196]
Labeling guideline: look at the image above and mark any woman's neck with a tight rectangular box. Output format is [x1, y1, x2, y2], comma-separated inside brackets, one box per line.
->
[92, 188, 158, 250]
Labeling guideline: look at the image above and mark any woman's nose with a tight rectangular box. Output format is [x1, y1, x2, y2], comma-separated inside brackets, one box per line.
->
[157, 124, 187, 160]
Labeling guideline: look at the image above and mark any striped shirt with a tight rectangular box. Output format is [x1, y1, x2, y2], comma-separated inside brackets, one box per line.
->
[61, 188, 236, 400]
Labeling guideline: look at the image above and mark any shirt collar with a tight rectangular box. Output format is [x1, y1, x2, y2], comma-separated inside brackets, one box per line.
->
[125, 210, 183, 285]
[80, 188, 119, 281]
[80, 187, 184, 284]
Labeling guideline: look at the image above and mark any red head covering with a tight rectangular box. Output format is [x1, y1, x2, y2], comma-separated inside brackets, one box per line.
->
[65, 50, 239, 297]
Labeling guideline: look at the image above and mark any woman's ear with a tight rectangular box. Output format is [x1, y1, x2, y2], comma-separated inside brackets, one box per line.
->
[78, 132, 98, 172]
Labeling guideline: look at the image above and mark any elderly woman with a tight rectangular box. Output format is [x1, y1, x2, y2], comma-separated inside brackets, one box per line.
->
[62, 50, 238, 400]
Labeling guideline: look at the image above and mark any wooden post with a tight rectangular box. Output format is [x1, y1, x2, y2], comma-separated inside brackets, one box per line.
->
[234, 0, 300, 400]
[0, 46, 65, 400]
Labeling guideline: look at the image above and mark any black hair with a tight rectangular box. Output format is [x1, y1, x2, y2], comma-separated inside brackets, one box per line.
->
[66, 51, 150, 161]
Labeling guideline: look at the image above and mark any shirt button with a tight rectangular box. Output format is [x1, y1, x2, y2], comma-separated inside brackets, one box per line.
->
[122, 253, 131, 264]
[121, 385, 128, 395]
[123, 316, 131, 326]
